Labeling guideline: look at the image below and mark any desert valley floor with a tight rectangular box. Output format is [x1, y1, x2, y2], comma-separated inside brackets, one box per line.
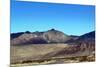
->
[10, 44, 95, 67]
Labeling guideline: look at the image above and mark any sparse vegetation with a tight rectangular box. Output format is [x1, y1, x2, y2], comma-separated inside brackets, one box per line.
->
[10, 54, 95, 67]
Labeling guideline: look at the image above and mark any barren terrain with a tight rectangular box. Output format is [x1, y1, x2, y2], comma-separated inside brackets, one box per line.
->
[10, 44, 95, 66]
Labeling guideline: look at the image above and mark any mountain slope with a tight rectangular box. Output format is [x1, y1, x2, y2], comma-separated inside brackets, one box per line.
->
[11, 29, 71, 45]
[43, 29, 70, 43]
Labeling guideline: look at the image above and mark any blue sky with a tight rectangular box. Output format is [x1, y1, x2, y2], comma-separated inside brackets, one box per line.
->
[11, 0, 95, 35]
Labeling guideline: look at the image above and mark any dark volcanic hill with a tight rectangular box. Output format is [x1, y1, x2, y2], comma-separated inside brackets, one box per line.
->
[77, 31, 95, 41]
[76, 31, 95, 45]
[11, 29, 71, 45]
[77, 31, 95, 51]
[66, 31, 95, 43]
[66, 31, 95, 51]
[11, 32, 24, 39]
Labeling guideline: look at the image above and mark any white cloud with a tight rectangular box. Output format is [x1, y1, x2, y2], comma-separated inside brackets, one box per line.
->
[17, 0, 95, 5]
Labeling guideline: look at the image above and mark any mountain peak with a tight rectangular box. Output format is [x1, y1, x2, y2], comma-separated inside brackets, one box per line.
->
[48, 28, 57, 32]
[50, 28, 56, 31]
[47, 28, 63, 33]
[25, 31, 31, 34]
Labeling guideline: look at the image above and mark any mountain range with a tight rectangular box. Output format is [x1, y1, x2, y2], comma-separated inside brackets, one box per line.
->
[11, 29, 95, 46]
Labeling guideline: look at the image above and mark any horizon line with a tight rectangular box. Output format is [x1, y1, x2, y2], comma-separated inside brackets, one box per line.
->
[10, 29, 95, 36]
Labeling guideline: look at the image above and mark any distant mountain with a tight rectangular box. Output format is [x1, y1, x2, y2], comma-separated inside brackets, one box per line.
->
[77, 31, 95, 51]
[11, 29, 95, 46]
[66, 31, 95, 51]
[43, 29, 71, 43]
[11, 32, 24, 39]
[66, 31, 95, 43]
[77, 31, 95, 41]
[11, 29, 71, 45]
